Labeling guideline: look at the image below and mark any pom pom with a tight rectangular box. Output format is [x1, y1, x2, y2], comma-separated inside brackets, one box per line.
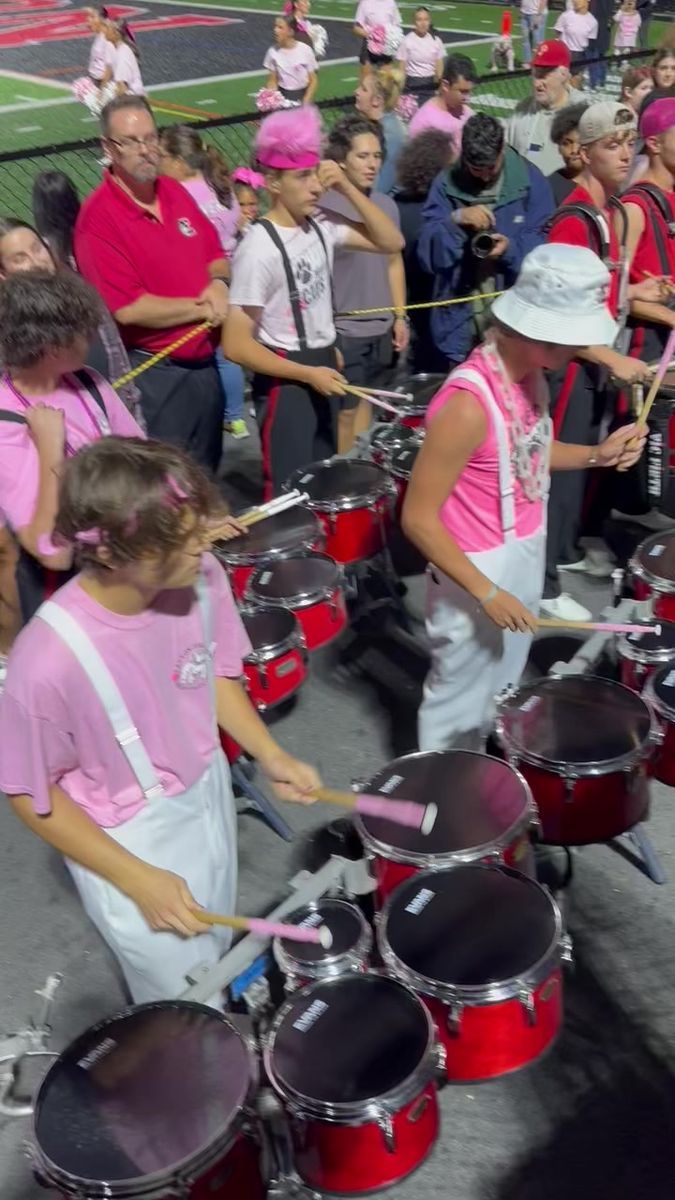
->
[255, 87, 288, 113]
[383, 24, 403, 55]
[72, 76, 96, 103]
[366, 22, 386, 54]
[307, 21, 328, 58]
[396, 93, 419, 122]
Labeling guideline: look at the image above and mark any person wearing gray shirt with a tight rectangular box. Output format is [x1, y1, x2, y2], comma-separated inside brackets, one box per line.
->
[506, 39, 582, 176]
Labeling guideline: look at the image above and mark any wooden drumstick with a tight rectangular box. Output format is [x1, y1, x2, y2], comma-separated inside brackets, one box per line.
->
[238, 491, 309, 528]
[635, 329, 675, 431]
[537, 618, 661, 635]
[193, 910, 333, 947]
[314, 786, 437, 834]
[342, 385, 401, 415]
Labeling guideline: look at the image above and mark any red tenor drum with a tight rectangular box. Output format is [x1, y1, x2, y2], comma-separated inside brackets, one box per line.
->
[32, 1001, 266, 1199]
[644, 665, 675, 786]
[369, 421, 423, 469]
[239, 605, 308, 711]
[357, 750, 537, 906]
[246, 552, 347, 651]
[630, 530, 675, 619]
[214, 505, 324, 600]
[496, 676, 654, 845]
[388, 440, 422, 518]
[392, 374, 446, 429]
[264, 974, 441, 1195]
[283, 459, 396, 564]
[273, 897, 372, 990]
[380, 865, 569, 1082]
[616, 617, 675, 694]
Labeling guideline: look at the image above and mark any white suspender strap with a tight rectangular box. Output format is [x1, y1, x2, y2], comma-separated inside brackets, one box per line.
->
[195, 571, 217, 724]
[37, 601, 164, 800]
[448, 366, 517, 542]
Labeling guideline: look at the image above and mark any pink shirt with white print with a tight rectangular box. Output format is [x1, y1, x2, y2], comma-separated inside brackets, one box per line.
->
[0, 554, 252, 826]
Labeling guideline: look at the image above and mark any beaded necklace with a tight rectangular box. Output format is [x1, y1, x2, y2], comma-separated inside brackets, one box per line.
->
[480, 331, 552, 503]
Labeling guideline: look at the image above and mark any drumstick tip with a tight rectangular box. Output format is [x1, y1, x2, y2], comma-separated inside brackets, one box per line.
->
[319, 925, 333, 950]
[421, 802, 437, 836]
[655, 624, 662, 636]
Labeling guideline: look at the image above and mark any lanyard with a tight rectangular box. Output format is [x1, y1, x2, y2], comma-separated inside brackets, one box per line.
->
[3, 372, 108, 456]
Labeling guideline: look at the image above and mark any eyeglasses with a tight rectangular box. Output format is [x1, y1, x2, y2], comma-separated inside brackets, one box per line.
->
[106, 134, 160, 152]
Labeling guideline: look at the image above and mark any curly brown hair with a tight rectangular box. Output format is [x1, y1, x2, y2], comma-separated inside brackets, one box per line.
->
[0, 269, 101, 369]
[395, 129, 454, 198]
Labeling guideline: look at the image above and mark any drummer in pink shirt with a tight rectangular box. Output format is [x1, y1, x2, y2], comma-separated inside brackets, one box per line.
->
[408, 52, 477, 147]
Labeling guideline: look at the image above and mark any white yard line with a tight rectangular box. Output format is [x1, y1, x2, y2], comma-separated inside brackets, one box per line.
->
[138, 0, 493, 37]
[0, 67, 69, 90]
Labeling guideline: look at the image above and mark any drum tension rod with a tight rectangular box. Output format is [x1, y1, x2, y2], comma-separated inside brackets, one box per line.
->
[0, 973, 62, 1117]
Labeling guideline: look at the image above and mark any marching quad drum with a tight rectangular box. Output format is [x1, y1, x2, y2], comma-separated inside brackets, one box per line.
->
[378, 865, 570, 1082]
[31, 1002, 267, 1199]
[245, 552, 347, 652]
[369, 421, 422, 470]
[239, 604, 308, 711]
[273, 897, 373, 990]
[264, 973, 442, 1195]
[392, 374, 447, 429]
[214, 506, 324, 600]
[630, 530, 675, 619]
[496, 676, 655, 846]
[644, 664, 675, 787]
[616, 616, 675, 694]
[357, 750, 537, 905]
[283, 459, 396, 565]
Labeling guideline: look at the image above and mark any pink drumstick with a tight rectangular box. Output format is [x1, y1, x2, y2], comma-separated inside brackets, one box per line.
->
[315, 786, 437, 834]
[194, 910, 333, 947]
[537, 619, 662, 636]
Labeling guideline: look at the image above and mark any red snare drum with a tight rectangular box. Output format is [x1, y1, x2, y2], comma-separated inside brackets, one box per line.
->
[264, 974, 441, 1195]
[283, 460, 396, 564]
[497, 676, 654, 845]
[644, 665, 675, 786]
[388, 440, 421, 518]
[357, 750, 537, 907]
[214, 505, 324, 599]
[273, 897, 372, 990]
[393, 374, 446, 429]
[32, 1001, 267, 1199]
[369, 422, 422, 468]
[630, 531, 675, 621]
[245, 552, 347, 651]
[616, 617, 675, 693]
[379, 865, 569, 1082]
[240, 605, 308, 711]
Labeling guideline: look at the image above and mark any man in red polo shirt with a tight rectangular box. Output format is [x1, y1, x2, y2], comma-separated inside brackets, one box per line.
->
[75, 96, 229, 472]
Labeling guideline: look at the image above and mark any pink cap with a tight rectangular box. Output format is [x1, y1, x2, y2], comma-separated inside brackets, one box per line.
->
[640, 97, 675, 140]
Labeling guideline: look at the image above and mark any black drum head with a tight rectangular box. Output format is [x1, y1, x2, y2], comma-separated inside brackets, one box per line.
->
[216, 505, 321, 560]
[390, 444, 420, 479]
[653, 664, 675, 713]
[250, 553, 337, 602]
[634, 531, 675, 587]
[34, 1002, 252, 1186]
[360, 751, 528, 856]
[278, 900, 365, 963]
[397, 375, 446, 406]
[241, 605, 297, 651]
[384, 866, 556, 986]
[498, 676, 651, 767]
[286, 460, 388, 503]
[269, 976, 429, 1104]
[624, 619, 675, 657]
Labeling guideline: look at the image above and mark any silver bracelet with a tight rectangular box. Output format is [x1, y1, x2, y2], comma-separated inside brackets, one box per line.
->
[480, 583, 499, 605]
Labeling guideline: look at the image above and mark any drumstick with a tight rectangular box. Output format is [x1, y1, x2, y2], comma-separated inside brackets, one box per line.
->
[635, 329, 675, 430]
[193, 910, 333, 947]
[342, 386, 402, 416]
[314, 786, 437, 834]
[537, 618, 661, 635]
[239, 491, 309, 528]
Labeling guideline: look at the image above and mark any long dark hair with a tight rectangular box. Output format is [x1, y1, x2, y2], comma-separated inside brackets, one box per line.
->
[32, 170, 81, 267]
[160, 125, 233, 207]
[413, 6, 437, 39]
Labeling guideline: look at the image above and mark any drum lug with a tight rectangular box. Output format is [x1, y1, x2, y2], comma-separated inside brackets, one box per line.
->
[563, 772, 577, 801]
[518, 986, 537, 1026]
[446, 1002, 463, 1036]
[434, 1040, 447, 1079]
[560, 933, 574, 965]
[376, 1109, 396, 1154]
[260, 661, 270, 691]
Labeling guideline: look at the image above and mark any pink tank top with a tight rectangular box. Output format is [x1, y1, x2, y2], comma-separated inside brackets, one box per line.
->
[425, 344, 550, 553]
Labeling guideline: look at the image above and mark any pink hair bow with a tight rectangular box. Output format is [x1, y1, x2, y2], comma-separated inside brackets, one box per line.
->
[231, 167, 266, 190]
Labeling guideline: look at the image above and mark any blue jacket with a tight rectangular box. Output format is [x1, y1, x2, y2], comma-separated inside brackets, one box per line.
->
[417, 148, 554, 363]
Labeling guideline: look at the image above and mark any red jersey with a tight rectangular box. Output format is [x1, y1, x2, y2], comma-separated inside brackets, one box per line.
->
[547, 185, 624, 320]
[623, 182, 675, 284]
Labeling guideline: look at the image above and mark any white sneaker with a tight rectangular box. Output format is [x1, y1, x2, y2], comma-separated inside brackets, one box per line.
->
[558, 548, 616, 578]
[540, 594, 592, 622]
[611, 508, 675, 532]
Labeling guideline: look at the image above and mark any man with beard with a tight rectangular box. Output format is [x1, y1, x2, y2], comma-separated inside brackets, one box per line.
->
[75, 96, 230, 473]
[506, 40, 583, 177]
[417, 112, 554, 371]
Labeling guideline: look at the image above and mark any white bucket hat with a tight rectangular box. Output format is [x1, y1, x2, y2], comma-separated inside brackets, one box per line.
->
[491, 243, 617, 346]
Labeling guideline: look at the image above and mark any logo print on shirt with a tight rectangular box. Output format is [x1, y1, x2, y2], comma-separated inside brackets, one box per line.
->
[294, 252, 328, 311]
[173, 643, 210, 688]
[177, 217, 197, 238]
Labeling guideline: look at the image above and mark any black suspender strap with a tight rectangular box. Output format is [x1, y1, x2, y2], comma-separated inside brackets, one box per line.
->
[72, 368, 108, 417]
[0, 409, 26, 424]
[258, 218, 309, 352]
[623, 184, 674, 278]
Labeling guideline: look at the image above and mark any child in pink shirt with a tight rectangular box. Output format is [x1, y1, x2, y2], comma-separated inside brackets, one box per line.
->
[613, 0, 641, 50]
[0, 437, 320, 1004]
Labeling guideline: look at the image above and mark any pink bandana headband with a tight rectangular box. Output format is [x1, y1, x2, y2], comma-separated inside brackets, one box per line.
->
[256, 149, 320, 170]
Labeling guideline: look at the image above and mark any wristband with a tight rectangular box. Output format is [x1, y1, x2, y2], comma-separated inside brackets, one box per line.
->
[480, 583, 499, 605]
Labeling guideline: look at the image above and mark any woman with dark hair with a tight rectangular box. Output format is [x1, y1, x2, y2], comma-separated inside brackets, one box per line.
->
[396, 7, 444, 100]
[394, 128, 454, 372]
[159, 127, 249, 439]
[621, 65, 653, 115]
[105, 18, 145, 96]
[84, 5, 113, 85]
[263, 15, 318, 105]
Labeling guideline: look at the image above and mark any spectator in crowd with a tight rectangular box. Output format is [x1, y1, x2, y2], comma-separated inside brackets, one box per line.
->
[612, 0, 641, 55]
[397, 7, 444, 100]
[544, 101, 656, 612]
[29, 172, 143, 422]
[223, 106, 402, 495]
[587, 0, 613, 88]
[554, 0, 598, 81]
[548, 101, 588, 203]
[621, 65, 654, 115]
[520, 0, 548, 67]
[0, 271, 143, 621]
[636, 0, 656, 49]
[394, 128, 455, 372]
[264, 15, 318, 105]
[0, 523, 20, 689]
[75, 95, 230, 473]
[105, 19, 145, 96]
[506, 40, 582, 176]
[158, 127, 249, 440]
[319, 114, 406, 450]
[355, 65, 407, 194]
[652, 48, 675, 91]
[231, 167, 266, 231]
[408, 53, 476, 146]
[85, 4, 114, 87]
[353, 0, 402, 79]
[418, 112, 554, 370]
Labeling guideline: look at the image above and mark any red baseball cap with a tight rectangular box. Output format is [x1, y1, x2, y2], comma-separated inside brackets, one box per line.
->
[532, 39, 571, 69]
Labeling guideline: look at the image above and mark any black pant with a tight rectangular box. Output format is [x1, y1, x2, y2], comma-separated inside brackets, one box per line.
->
[339, 329, 394, 409]
[129, 351, 223, 474]
[253, 345, 339, 497]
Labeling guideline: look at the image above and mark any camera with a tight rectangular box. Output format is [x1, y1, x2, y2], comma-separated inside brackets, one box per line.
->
[471, 231, 498, 259]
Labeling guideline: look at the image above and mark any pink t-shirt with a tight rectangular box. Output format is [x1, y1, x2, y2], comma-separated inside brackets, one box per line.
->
[554, 9, 598, 50]
[113, 42, 144, 94]
[264, 42, 317, 90]
[425, 347, 547, 553]
[409, 98, 473, 145]
[0, 554, 252, 826]
[88, 31, 114, 79]
[355, 0, 401, 28]
[0, 369, 143, 534]
[397, 31, 444, 78]
[613, 9, 641, 46]
[180, 177, 241, 257]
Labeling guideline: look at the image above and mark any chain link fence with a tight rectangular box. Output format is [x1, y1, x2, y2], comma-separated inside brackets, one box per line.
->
[0, 49, 655, 224]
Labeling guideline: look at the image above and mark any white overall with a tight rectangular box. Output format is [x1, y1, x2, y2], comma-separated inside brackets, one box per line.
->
[418, 367, 551, 753]
[37, 576, 237, 1006]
